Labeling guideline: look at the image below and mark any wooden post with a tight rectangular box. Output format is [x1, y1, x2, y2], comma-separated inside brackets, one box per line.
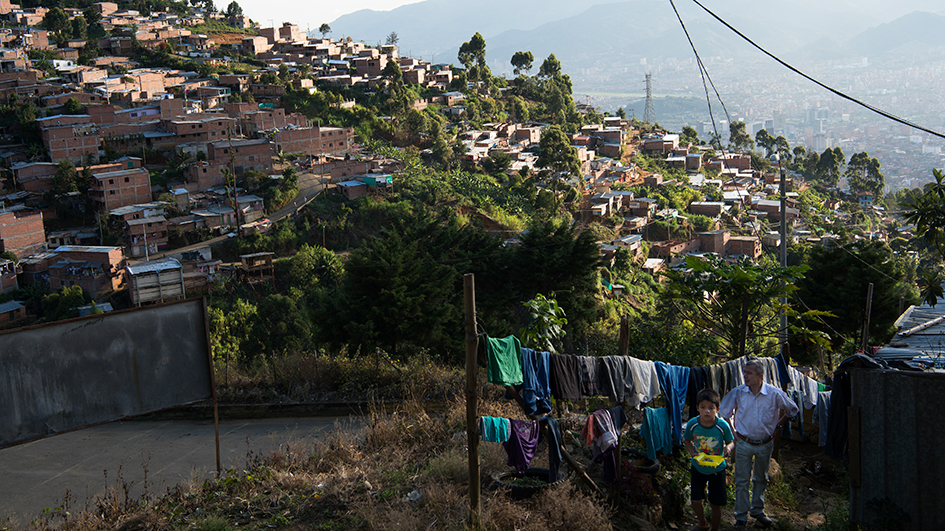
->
[861, 283, 874, 352]
[618, 316, 630, 357]
[464, 274, 480, 526]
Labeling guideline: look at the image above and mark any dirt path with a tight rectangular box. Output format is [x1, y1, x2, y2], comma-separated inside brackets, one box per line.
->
[709, 437, 846, 530]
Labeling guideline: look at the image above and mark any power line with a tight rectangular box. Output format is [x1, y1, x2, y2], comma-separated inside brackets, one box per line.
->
[688, 0, 945, 141]
[668, 0, 730, 144]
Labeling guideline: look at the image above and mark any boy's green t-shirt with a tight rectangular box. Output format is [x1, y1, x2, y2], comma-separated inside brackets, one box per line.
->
[683, 416, 734, 474]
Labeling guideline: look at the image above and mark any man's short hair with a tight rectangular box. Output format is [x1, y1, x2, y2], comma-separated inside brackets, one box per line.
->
[744, 357, 764, 377]
[696, 387, 721, 408]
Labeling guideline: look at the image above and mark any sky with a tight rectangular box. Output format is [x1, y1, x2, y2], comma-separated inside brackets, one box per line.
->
[235, 0, 416, 34]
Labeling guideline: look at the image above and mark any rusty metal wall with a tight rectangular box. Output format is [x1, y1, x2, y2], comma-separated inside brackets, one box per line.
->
[0, 298, 212, 448]
[850, 368, 945, 530]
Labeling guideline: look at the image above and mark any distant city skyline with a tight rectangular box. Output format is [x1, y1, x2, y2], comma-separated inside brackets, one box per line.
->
[236, 0, 417, 34]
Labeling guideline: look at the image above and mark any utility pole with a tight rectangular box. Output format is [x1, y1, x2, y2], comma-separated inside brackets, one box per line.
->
[778, 154, 789, 364]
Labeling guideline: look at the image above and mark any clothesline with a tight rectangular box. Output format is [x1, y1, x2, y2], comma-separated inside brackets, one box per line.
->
[480, 334, 831, 478]
[483, 334, 823, 416]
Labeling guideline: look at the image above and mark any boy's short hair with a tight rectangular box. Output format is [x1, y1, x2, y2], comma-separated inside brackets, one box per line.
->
[696, 388, 721, 408]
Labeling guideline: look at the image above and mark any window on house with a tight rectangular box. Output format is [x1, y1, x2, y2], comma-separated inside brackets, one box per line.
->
[127, 161, 133, 168]
[109, 190, 115, 195]
[108, 179, 114, 184]
[124, 177, 129, 182]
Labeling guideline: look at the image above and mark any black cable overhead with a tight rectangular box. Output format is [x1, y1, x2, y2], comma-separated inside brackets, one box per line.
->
[689, 0, 945, 141]
[668, 0, 731, 146]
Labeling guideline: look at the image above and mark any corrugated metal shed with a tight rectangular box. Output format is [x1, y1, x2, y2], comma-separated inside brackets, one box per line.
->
[875, 303, 945, 367]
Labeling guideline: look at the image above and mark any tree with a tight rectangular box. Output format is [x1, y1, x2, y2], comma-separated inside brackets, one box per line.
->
[253, 294, 311, 358]
[681, 125, 699, 145]
[510, 50, 534, 75]
[63, 97, 83, 114]
[918, 270, 944, 307]
[315, 230, 459, 359]
[797, 241, 918, 349]
[83, 6, 102, 27]
[41, 285, 87, 322]
[755, 129, 774, 156]
[845, 151, 884, 197]
[510, 95, 529, 123]
[519, 293, 567, 353]
[816, 147, 845, 186]
[481, 150, 511, 176]
[382, 58, 402, 83]
[728, 121, 753, 152]
[281, 165, 299, 191]
[458, 32, 486, 82]
[903, 169, 945, 256]
[285, 244, 342, 290]
[224, 1, 242, 18]
[663, 255, 811, 359]
[318, 23, 331, 38]
[793, 145, 807, 162]
[71, 15, 88, 40]
[536, 124, 580, 180]
[774, 135, 790, 162]
[385, 31, 399, 46]
[538, 53, 561, 78]
[42, 7, 71, 43]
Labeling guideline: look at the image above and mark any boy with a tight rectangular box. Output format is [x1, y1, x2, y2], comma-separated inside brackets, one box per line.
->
[684, 388, 735, 531]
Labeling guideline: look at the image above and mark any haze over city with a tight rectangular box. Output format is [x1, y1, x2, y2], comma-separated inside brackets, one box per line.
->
[237, 0, 945, 191]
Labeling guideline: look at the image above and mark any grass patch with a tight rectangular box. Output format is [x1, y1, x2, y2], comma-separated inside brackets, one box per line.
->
[16, 396, 616, 530]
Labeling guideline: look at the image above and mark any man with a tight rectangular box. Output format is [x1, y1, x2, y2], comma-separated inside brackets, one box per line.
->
[719, 358, 798, 528]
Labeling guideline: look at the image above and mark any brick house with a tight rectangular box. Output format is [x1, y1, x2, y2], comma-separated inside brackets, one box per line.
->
[728, 235, 762, 259]
[0, 210, 46, 259]
[641, 133, 680, 154]
[689, 201, 726, 217]
[37, 115, 102, 163]
[626, 198, 658, 218]
[0, 258, 17, 293]
[47, 245, 125, 294]
[89, 167, 152, 211]
[0, 299, 26, 322]
[698, 230, 730, 254]
[755, 199, 800, 222]
[272, 126, 354, 156]
[126, 215, 168, 257]
[186, 138, 273, 190]
[652, 239, 701, 261]
[167, 116, 237, 143]
[12, 162, 58, 192]
[241, 36, 270, 55]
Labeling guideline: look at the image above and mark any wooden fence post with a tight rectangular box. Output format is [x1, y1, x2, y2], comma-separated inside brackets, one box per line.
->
[464, 274, 481, 526]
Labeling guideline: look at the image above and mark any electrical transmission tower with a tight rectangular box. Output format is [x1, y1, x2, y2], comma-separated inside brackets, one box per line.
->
[643, 73, 655, 124]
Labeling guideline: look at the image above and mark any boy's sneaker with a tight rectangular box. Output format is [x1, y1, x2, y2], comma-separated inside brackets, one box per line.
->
[753, 514, 774, 528]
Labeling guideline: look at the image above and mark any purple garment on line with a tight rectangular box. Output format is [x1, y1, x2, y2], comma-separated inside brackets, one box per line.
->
[504, 419, 540, 473]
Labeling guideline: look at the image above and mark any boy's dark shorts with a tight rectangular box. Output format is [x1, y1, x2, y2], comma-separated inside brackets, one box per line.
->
[690, 466, 727, 506]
